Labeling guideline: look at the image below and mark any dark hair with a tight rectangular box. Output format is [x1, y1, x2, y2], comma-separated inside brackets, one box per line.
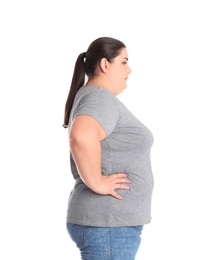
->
[63, 37, 126, 128]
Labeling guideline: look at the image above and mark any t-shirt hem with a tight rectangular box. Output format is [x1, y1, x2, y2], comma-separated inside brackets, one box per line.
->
[66, 218, 152, 227]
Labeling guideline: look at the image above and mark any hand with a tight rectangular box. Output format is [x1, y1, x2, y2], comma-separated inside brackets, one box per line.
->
[94, 173, 131, 200]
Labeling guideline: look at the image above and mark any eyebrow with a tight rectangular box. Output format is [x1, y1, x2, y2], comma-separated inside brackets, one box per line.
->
[123, 57, 128, 61]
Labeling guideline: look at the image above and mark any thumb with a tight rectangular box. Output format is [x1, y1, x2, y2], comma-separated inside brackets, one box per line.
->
[111, 190, 124, 200]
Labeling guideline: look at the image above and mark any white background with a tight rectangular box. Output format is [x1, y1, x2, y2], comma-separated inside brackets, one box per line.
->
[0, 0, 220, 259]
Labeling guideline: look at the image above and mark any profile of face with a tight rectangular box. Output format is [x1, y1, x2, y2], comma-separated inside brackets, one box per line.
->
[106, 48, 131, 95]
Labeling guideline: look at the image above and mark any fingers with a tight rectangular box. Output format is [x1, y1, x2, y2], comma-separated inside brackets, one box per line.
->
[99, 173, 131, 200]
[116, 183, 130, 189]
[111, 173, 131, 200]
[111, 173, 131, 183]
[110, 172, 131, 189]
[112, 173, 128, 179]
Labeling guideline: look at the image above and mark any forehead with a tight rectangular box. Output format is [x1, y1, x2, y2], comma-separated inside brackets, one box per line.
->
[117, 48, 128, 58]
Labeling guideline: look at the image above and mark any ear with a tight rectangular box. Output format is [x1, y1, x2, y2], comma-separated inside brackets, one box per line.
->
[100, 58, 109, 73]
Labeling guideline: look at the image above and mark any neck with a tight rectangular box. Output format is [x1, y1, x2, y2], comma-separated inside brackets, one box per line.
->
[85, 79, 114, 94]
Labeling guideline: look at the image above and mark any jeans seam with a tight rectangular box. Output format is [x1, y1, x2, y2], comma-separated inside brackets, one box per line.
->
[82, 225, 85, 247]
[109, 227, 112, 260]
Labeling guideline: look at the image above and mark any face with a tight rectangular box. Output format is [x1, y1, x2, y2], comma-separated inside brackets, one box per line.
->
[107, 48, 131, 95]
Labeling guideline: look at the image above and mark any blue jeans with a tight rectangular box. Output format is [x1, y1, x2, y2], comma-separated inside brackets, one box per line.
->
[66, 223, 143, 260]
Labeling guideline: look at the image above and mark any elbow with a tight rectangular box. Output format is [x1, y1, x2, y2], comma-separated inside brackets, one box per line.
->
[69, 132, 85, 147]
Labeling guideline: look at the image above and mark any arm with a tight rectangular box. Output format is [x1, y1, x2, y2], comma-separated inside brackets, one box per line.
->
[69, 114, 130, 200]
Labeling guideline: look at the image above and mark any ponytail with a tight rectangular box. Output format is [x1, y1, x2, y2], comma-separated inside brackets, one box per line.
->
[63, 52, 86, 128]
[63, 37, 126, 128]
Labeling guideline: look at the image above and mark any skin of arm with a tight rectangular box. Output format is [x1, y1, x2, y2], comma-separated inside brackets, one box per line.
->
[69, 114, 130, 200]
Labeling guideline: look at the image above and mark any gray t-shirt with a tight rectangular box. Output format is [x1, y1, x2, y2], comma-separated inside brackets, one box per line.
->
[67, 86, 154, 227]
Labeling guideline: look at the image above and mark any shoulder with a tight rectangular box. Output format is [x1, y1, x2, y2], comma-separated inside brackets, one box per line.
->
[72, 86, 120, 137]
[78, 86, 116, 101]
[76, 86, 119, 110]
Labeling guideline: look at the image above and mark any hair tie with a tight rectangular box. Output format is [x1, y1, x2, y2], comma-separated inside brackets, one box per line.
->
[83, 52, 86, 58]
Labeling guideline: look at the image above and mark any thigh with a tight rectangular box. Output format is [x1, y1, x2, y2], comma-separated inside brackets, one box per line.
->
[66, 223, 111, 260]
[110, 226, 143, 260]
[66, 223, 143, 260]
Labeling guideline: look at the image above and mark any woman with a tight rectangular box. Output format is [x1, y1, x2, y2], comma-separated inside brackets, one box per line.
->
[63, 37, 154, 260]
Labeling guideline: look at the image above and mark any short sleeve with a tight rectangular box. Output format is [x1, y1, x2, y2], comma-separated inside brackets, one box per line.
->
[74, 88, 119, 137]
